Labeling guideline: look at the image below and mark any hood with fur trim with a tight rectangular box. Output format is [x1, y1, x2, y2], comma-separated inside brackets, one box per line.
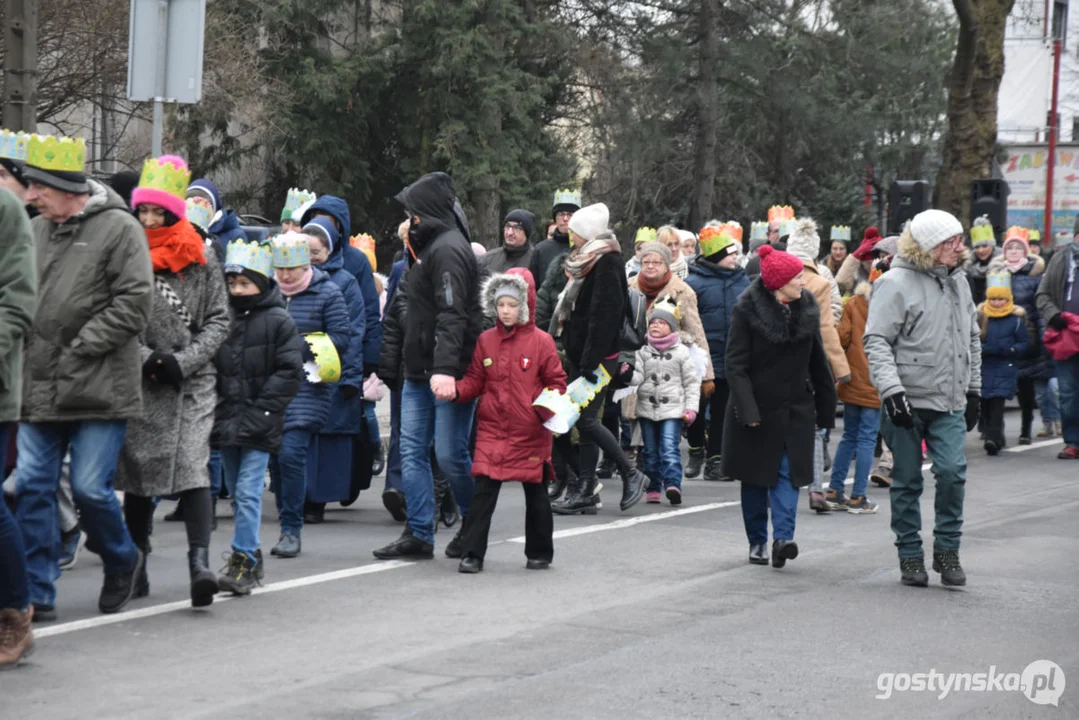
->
[853, 281, 872, 301]
[896, 227, 969, 275]
[481, 267, 535, 327]
[739, 278, 821, 347]
[988, 254, 1045, 278]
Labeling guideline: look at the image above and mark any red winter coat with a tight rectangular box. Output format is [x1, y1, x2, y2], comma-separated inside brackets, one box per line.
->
[456, 268, 567, 482]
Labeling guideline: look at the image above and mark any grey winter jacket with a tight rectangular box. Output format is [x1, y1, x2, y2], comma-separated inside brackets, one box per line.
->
[23, 180, 153, 422]
[1036, 241, 1079, 323]
[864, 235, 982, 413]
[630, 339, 701, 422]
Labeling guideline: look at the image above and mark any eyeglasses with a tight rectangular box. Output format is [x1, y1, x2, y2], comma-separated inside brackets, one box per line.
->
[641, 260, 667, 267]
[504, 222, 524, 232]
[555, 211, 573, 220]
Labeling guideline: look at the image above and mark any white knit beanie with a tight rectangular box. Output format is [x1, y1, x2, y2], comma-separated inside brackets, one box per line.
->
[786, 217, 821, 262]
[568, 203, 610, 243]
[910, 209, 964, 252]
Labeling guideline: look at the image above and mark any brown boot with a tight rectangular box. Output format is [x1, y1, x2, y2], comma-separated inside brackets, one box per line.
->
[0, 606, 34, 670]
[808, 491, 831, 513]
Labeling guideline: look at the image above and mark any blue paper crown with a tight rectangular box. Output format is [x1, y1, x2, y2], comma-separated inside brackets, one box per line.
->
[750, 221, 768, 241]
[830, 226, 851, 242]
[553, 188, 582, 208]
[186, 198, 213, 231]
[272, 231, 311, 268]
[0, 130, 30, 161]
[986, 271, 1012, 290]
[225, 240, 274, 278]
[284, 188, 316, 214]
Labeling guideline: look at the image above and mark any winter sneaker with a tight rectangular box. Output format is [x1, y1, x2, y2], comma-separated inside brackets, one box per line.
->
[1037, 423, 1056, 438]
[1018, 435, 1032, 446]
[932, 550, 966, 587]
[0, 607, 34, 670]
[372, 531, 434, 560]
[646, 491, 661, 504]
[808, 491, 831, 513]
[58, 529, 85, 571]
[665, 486, 682, 506]
[619, 468, 648, 511]
[271, 533, 301, 559]
[900, 556, 929, 587]
[444, 526, 467, 558]
[685, 447, 705, 479]
[551, 492, 600, 515]
[597, 456, 617, 480]
[98, 549, 145, 614]
[825, 489, 849, 511]
[1058, 445, 1079, 460]
[702, 455, 725, 481]
[846, 496, 878, 514]
[218, 551, 259, 596]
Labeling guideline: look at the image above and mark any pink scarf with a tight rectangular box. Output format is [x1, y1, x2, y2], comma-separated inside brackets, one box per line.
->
[1003, 256, 1028, 274]
[647, 332, 679, 352]
[277, 266, 314, 297]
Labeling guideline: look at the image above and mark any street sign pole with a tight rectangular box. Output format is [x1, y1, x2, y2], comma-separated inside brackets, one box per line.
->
[150, 0, 169, 156]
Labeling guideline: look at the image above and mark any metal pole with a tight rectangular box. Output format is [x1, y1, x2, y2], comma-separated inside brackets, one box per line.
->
[3, 0, 38, 132]
[1044, 37, 1062, 238]
[150, 0, 170, 156]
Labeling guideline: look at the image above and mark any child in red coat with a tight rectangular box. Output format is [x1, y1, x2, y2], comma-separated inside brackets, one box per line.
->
[454, 268, 567, 573]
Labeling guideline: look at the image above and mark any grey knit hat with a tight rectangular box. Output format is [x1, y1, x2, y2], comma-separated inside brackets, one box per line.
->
[647, 298, 679, 332]
[637, 241, 672, 266]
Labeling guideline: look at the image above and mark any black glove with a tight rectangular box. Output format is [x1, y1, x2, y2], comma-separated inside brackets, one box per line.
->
[883, 391, 914, 429]
[964, 393, 980, 432]
[581, 368, 599, 384]
[146, 352, 183, 388]
[340, 384, 360, 401]
[1048, 313, 1068, 332]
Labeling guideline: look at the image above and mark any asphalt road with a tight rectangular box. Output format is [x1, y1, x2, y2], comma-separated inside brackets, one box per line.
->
[2, 416, 1076, 719]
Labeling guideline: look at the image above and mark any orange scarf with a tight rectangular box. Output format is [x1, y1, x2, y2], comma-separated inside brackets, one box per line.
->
[146, 220, 207, 274]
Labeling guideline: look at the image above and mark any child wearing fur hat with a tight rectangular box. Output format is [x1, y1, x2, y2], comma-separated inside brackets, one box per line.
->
[978, 273, 1032, 455]
[454, 268, 567, 573]
[631, 299, 701, 505]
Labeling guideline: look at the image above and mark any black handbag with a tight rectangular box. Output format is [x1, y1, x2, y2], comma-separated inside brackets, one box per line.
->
[612, 289, 647, 389]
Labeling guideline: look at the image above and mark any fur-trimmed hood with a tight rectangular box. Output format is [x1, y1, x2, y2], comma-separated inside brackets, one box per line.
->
[988, 254, 1045, 278]
[481, 267, 535, 327]
[738, 277, 820, 346]
[853, 281, 872, 300]
[896, 227, 969, 276]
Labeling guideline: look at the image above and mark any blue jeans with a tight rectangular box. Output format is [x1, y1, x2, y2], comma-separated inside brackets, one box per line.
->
[363, 400, 381, 445]
[882, 409, 966, 558]
[270, 429, 313, 535]
[639, 418, 683, 491]
[1034, 378, 1060, 423]
[384, 390, 402, 493]
[399, 379, 475, 544]
[740, 452, 799, 545]
[0, 423, 29, 610]
[221, 447, 270, 560]
[829, 404, 881, 498]
[16, 420, 137, 607]
[1056, 356, 1079, 447]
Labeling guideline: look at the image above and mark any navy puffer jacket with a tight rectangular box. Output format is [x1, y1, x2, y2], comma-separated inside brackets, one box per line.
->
[979, 306, 1032, 400]
[686, 258, 750, 379]
[282, 269, 353, 432]
[992, 256, 1054, 379]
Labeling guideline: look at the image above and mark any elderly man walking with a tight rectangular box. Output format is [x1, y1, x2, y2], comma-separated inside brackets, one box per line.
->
[864, 210, 982, 588]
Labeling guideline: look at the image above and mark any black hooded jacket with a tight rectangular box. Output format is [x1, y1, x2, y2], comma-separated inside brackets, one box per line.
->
[395, 172, 482, 380]
[529, 230, 572, 288]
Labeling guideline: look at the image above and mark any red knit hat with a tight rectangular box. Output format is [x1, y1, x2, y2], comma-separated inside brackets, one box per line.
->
[758, 245, 804, 291]
[852, 227, 881, 261]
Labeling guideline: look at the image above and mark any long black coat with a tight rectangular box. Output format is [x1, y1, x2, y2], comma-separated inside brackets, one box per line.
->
[561, 252, 627, 373]
[211, 287, 305, 454]
[721, 280, 836, 489]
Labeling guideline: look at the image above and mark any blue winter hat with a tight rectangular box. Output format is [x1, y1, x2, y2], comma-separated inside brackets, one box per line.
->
[302, 216, 339, 254]
[186, 178, 221, 214]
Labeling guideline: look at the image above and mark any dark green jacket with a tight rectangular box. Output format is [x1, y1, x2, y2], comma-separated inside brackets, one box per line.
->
[23, 180, 153, 422]
[0, 188, 37, 423]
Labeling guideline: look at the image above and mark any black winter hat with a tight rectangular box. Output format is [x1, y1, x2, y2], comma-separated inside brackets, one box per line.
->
[504, 209, 535, 239]
[0, 159, 27, 188]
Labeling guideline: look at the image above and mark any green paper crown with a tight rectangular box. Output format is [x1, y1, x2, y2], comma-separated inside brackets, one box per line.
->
[138, 156, 191, 200]
[634, 226, 657, 245]
[304, 332, 341, 383]
[225, 240, 274, 278]
[272, 231, 311, 268]
[26, 135, 86, 173]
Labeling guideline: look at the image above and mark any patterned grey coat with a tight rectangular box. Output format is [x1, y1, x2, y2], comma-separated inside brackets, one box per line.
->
[115, 249, 229, 496]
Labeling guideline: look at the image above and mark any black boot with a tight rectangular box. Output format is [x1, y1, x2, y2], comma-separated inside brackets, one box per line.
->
[703, 455, 727, 481]
[188, 546, 219, 608]
[440, 485, 461, 529]
[303, 501, 326, 525]
[597, 456, 616, 479]
[932, 550, 966, 587]
[619, 468, 647, 511]
[211, 497, 218, 532]
[552, 470, 599, 515]
[382, 488, 407, 522]
[371, 441, 386, 476]
[900, 556, 929, 587]
[685, 447, 705, 479]
[433, 464, 450, 531]
[134, 543, 150, 598]
[163, 503, 184, 522]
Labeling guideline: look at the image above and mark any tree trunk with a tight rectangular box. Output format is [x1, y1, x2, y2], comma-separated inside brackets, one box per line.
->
[688, 0, 719, 231]
[934, 0, 1015, 225]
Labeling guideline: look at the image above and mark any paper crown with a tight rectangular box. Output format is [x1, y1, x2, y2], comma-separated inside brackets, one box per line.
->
[778, 219, 795, 236]
[1004, 226, 1030, 244]
[1029, 229, 1042, 242]
[634, 226, 657, 245]
[750, 221, 768, 241]
[986, 271, 1012, 291]
[303, 333, 341, 384]
[552, 188, 582, 209]
[272, 231, 311, 268]
[767, 205, 795, 223]
[26, 135, 86, 173]
[830, 226, 851, 242]
[970, 223, 995, 245]
[349, 233, 377, 272]
[0, 130, 31, 161]
[698, 226, 738, 258]
[224, 240, 274, 279]
[650, 296, 682, 322]
[282, 188, 316, 221]
[137, 156, 191, 200]
[186, 198, 213, 230]
[721, 221, 743, 243]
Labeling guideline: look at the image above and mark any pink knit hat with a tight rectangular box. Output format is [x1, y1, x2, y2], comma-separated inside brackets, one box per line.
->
[758, 245, 804, 291]
[131, 154, 191, 220]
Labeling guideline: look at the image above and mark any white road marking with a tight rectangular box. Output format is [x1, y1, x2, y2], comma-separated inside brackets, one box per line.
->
[507, 501, 742, 543]
[1004, 438, 1064, 453]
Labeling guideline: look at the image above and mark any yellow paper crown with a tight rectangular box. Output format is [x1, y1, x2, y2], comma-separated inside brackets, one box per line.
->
[0, 130, 31, 161]
[26, 135, 86, 173]
[303, 333, 341, 383]
[635, 226, 657, 245]
[137, 156, 191, 200]
[767, 205, 795, 223]
[1029, 229, 1041, 242]
[272, 231, 312, 268]
[970, 223, 995, 245]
